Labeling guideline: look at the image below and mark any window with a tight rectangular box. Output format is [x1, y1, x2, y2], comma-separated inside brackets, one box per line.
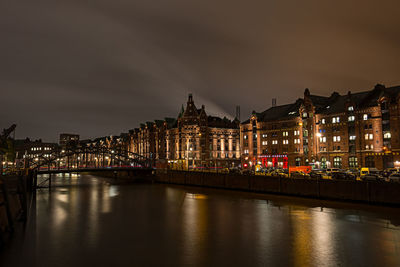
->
[363, 114, 368, 120]
[349, 135, 356, 140]
[244, 149, 249, 154]
[294, 139, 301, 144]
[262, 134, 268, 138]
[294, 130, 300, 136]
[348, 116, 355, 122]
[384, 132, 391, 139]
[244, 135, 248, 140]
[371, 144, 374, 149]
[332, 117, 340, 123]
[303, 112, 308, 118]
[282, 131, 289, 136]
[365, 134, 373, 140]
[320, 157, 327, 169]
[321, 119, 326, 124]
[272, 140, 278, 145]
[349, 157, 358, 168]
[333, 136, 341, 142]
[348, 106, 354, 111]
[283, 140, 289, 145]
[365, 156, 375, 167]
[295, 158, 301, 166]
[319, 137, 326, 143]
[333, 157, 342, 168]
[262, 141, 268, 145]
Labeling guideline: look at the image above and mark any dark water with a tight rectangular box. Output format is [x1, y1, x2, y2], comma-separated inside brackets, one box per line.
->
[1, 174, 400, 267]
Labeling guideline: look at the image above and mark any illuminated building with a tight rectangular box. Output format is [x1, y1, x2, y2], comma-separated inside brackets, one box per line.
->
[241, 84, 400, 170]
[129, 94, 240, 169]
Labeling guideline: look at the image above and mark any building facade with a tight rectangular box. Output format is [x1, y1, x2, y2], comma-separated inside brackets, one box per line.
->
[129, 94, 241, 169]
[241, 84, 400, 170]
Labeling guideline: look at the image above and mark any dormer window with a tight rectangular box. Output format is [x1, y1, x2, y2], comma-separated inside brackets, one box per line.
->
[348, 106, 354, 111]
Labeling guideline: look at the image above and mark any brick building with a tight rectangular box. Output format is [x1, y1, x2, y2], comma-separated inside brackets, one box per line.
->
[129, 94, 241, 169]
[241, 84, 400, 170]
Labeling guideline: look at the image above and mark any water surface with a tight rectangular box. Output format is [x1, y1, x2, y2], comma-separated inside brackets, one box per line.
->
[1, 174, 400, 266]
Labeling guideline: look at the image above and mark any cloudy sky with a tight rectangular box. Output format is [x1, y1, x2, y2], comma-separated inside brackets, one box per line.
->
[1, 0, 400, 141]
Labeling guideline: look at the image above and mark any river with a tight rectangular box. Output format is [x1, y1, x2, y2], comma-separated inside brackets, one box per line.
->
[1, 173, 400, 266]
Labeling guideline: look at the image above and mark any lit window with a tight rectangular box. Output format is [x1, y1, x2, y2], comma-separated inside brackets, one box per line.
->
[333, 136, 341, 142]
[262, 141, 268, 145]
[384, 132, 391, 139]
[332, 117, 340, 123]
[348, 106, 354, 111]
[244, 149, 249, 154]
[283, 140, 289, 145]
[321, 119, 326, 124]
[294, 130, 300, 136]
[365, 134, 374, 140]
[348, 116, 355, 122]
[371, 144, 374, 149]
[319, 137, 326, 143]
[294, 139, 300, 144]
[282, 131, 288, 136]
[244, 135, 248, 140]
[365, 145, 369, 149]
[272, 140, 278, 145]
[349, 135, 356, 140]
[363, 114, 368, 120]
[303, 112, 308, 118]
[262, 134, 268, 138]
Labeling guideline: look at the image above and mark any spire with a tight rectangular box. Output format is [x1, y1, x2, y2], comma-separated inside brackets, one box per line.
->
[178, 104, 185, 118]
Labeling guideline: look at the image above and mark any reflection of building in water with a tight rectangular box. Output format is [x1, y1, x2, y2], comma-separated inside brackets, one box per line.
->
[291, 209, 312, 267]
[181, 193, 209, 265]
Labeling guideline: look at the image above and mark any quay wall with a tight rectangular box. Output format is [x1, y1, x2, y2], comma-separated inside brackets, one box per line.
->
[155, 170, 400, 206]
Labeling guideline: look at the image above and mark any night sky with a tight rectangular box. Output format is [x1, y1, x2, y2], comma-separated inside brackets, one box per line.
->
[1, 0, 400, 141]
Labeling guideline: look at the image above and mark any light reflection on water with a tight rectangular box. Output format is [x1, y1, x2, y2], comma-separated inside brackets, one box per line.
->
[1, 174, 400, 267]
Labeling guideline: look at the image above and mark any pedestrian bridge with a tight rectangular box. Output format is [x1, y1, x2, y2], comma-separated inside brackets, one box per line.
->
[23, 146, 154, 189]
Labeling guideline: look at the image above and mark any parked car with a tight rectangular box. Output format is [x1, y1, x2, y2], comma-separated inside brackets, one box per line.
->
[331, 172, 356, 181]
[309, 170, 324, 179]
[290, 171, 310, 179]
[388, 173, 400, 183]
[360, 168, 383, 181]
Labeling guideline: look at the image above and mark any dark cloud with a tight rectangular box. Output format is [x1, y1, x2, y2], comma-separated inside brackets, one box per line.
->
[1, 0, 400, 141]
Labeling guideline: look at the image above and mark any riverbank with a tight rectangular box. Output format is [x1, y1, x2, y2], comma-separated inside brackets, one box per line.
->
[155, 170, 400, 206]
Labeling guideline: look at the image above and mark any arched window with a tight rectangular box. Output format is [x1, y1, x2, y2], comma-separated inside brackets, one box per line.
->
[333, 157, 342, 168]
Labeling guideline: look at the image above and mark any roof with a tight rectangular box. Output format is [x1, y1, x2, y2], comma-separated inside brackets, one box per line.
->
[242, 84, 400, 123]
[208, 116, 239, 129]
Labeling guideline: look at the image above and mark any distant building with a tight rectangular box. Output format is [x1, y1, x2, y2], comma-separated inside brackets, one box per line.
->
[240, 84, 400, 170]
[14, 138, 58, 167]
[59, 133, 80, 147]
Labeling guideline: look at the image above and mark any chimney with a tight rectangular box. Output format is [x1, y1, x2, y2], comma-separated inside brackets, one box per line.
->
[236, 106, 240, 121]
[272, 98, 277, 107]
